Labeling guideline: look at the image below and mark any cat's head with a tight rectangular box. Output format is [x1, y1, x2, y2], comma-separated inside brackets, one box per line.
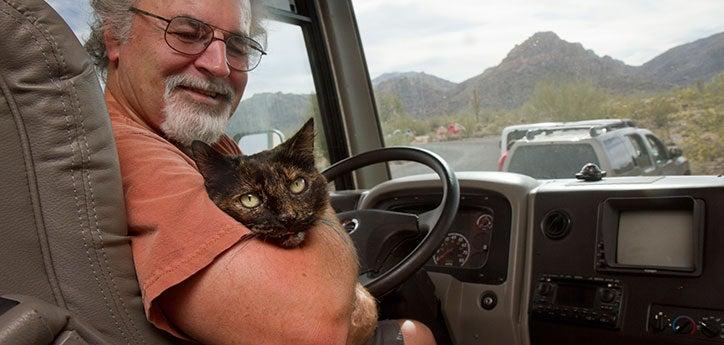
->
[190, 119, 328, 240]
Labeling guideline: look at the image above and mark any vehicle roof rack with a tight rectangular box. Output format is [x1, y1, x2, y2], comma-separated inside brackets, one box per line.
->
[525, 119, 635, 140]
[569, 118, 636, 128]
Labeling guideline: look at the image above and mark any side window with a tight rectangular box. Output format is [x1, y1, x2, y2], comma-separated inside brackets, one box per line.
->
[645, 135, 669, 164]
[602, 137, 634, 174]
[225, 20, 331, 169]
[626, 135, 653, 169]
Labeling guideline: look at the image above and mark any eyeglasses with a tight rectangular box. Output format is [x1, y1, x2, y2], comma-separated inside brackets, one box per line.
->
[129, 7, 266, 72]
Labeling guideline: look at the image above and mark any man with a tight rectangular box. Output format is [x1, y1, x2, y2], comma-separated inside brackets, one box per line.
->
[84, 0, 436, 344]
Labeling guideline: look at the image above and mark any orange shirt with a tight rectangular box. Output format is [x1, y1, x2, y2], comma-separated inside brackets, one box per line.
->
[106, 91, 249, 338]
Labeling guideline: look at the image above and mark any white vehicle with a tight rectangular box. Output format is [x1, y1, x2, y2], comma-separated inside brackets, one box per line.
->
[504, 125, 690, 179]
[498, 119, 636, 170]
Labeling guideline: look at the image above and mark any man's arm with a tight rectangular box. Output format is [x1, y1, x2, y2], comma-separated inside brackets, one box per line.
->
[159, 207, 362, 345]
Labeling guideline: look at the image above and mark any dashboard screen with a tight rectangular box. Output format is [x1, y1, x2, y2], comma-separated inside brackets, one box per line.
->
[616, 210, 694, 269]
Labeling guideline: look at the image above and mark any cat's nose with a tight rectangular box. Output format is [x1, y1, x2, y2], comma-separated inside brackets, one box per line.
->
[279, 212, 296, 224]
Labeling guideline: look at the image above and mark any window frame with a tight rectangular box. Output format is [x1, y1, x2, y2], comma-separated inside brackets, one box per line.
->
[645, 134, 670, 164]
[626, 134, 654, 170]
[265, 2, 357, 189]
[602, 136, 635, 174]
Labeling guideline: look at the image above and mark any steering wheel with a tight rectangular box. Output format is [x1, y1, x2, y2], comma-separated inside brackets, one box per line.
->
[322, 147, 460, 297]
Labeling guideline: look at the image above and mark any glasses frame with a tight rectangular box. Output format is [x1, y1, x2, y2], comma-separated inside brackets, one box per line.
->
[128, 6, 267, 72]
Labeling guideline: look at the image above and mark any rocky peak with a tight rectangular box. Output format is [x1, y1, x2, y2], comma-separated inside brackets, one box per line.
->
[502, 31, 599, 66]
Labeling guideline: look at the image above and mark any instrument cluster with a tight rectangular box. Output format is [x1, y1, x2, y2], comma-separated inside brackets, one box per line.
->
[431, 207, 495, 269]
[377, 191, 512, 284]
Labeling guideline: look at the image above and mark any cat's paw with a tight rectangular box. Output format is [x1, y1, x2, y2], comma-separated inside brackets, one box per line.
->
[280, 232, 306, 248]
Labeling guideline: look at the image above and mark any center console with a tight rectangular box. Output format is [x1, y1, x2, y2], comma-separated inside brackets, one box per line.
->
[528, 181, 724, 345]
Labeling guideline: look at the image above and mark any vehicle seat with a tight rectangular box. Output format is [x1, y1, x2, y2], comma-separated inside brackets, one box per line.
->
[0, 0, 174, 343]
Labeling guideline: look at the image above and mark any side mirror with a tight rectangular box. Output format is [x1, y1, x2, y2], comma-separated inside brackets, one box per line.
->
[668, 146, 683, 158]
[233, 129, 285, 155]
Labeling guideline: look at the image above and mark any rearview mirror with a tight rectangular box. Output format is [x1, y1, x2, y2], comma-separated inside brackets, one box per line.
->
[233, 130, 285, 155]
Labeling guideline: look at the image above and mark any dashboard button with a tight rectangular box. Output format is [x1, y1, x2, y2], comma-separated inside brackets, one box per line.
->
[480, 291, 497, 310]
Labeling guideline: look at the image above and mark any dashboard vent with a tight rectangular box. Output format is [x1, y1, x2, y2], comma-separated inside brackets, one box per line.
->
[541, 210, 571, 240]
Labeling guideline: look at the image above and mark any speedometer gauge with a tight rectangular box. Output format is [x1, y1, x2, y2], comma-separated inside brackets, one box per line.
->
[433, 233, 471, 267]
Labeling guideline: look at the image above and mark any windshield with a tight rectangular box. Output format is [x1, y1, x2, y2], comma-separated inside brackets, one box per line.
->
[51, 0, 723, 181]
[352, 0, 723, 179]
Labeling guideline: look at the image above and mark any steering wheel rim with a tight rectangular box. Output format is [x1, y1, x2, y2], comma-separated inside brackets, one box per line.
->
[322, 147, 460, 297]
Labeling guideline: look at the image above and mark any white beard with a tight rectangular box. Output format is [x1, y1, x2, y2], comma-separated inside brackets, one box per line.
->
[160, 74, 235, 146]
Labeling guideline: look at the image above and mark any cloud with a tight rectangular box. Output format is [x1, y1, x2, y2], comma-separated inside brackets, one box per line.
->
[47, 0, 93, 42]
[355, 0, 724, 81]
[46, 0, 724, 95]
[243, 21, 316, 98]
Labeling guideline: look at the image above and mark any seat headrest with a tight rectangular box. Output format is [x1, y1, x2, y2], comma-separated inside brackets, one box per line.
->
[0, 0, 172, 343]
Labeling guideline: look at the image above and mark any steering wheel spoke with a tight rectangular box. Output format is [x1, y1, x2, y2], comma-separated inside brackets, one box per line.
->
[337, 209, 420, 275]
[417, 207, 443, 232]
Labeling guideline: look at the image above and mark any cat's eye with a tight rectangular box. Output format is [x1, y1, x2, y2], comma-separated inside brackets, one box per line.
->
[289, 177, 307, 194]
[239, 193, 261, 208]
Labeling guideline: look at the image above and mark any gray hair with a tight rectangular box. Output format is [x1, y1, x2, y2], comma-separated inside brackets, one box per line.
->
[84, 0, 268, 78]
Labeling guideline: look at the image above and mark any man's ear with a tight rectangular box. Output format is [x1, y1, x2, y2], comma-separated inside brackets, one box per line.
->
[103, 30, 120, 66]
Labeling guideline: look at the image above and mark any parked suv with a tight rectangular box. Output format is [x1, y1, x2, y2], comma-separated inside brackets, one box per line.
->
[503, 124, 690, 179]
[497, 119, 636, 170]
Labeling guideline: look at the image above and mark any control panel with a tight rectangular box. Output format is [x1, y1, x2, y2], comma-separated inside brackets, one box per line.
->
[649, 304, 724, 341]
[529, 186, 724, 345]
[531, 274, 623, 329]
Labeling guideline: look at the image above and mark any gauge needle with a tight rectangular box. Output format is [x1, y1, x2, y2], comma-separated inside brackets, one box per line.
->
[437, 247, 454, 259]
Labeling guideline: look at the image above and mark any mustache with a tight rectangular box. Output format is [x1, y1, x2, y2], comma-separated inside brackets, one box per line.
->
[164, 74, 235, 102]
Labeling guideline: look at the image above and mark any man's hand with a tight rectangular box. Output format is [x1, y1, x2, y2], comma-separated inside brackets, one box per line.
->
[347, 283, 378, 345]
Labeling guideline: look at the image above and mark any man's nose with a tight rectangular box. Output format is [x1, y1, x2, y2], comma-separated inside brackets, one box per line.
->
[194, 39, 232, 77]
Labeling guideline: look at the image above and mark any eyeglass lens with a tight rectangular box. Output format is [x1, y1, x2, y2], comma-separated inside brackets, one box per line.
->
[164, 16, 263, 71]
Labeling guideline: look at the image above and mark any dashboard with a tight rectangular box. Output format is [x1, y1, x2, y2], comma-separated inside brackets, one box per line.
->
[331, 172, 724, 345]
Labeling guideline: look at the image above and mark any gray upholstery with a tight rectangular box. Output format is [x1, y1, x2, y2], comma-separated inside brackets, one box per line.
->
[0, 295, 107, 345]
[0, 0, 173, 343]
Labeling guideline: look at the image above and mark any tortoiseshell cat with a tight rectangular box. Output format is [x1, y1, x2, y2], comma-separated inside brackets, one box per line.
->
[191, 120, 378, 343]
[190, 119, 328, 248]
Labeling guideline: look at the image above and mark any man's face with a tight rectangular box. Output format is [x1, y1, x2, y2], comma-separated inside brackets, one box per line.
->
[111, 0, 252, 145]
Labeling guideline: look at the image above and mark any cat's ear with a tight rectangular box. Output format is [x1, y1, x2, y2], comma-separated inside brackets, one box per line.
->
[276, 118, 316, 169]
[288, 118, 315, 153]
[190, 140, 236, 180]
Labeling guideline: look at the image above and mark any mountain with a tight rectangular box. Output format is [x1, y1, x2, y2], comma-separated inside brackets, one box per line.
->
[372, 72, 457, 117]
[435, 31, 659, 115]
[640, 32, 724, 86]
[226, 92, 313, 137]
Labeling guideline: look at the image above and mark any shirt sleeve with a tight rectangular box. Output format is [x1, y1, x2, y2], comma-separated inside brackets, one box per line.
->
[112, 123, 248, 338]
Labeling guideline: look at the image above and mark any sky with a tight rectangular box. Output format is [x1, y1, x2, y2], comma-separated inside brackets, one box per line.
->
[48, 0, 724, 96]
